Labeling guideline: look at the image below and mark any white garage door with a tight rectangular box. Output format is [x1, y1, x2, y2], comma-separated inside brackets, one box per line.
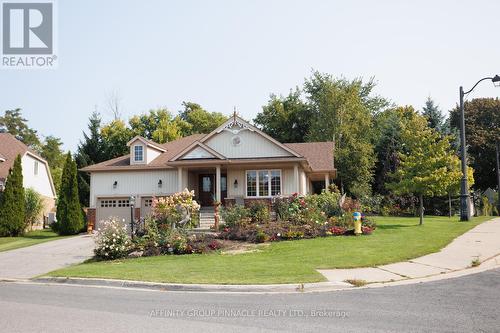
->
[96, 198, 132, 230]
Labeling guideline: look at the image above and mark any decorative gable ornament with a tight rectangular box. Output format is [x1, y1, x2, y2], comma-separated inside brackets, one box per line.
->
[218, 112, 255, 135]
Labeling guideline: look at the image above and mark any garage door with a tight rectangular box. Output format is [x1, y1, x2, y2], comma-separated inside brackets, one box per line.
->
[141, 197, 153, 218]
[96, 198, 131, 230]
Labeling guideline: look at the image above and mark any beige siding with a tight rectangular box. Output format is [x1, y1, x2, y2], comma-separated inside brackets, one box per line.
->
[89, 170, 177, 207]
[205, 130, 293, 158]
[182, 146, 216, 159]
[146, 147, 162, 163]
[227, 169, 245, 198]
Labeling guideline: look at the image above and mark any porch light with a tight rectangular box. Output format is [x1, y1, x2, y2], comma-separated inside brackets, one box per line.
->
[493, 75, 500, 87]
[234, 179, 238, 188]
[158, 179, 163, 188]
[113, 181, 118, 189]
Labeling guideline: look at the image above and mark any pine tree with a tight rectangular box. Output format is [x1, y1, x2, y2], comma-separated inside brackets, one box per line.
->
[56, 153, 84, 235]
[0, 155, 26, 236]
[422, 97, 445, 134]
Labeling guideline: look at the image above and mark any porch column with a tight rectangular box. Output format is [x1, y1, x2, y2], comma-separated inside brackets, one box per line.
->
[324, 173, 330, 192]
[215, 165, 221, 202]
[177, 167, 183, 192]
[294, 164, 299, 194]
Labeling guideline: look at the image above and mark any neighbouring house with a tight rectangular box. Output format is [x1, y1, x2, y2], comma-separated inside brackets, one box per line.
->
[82, 114, 336, 228]
[0, 133, 57, 228]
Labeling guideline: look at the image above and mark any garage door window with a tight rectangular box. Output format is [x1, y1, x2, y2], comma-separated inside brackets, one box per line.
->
[100, 200, 117, 207]
[143, 199, 153, 207]
[117, 199, 131, 207]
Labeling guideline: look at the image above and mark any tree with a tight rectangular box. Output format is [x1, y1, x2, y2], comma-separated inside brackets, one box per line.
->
[0, 109, 40, 148]
[304, 72, 385, 197]
[179, 102, 227, 135]
[55, 153, 84, 235]
[422, 97, 445, 134]
[0, 155, 26, 236]
[129, 108, 187, 143]
[24, 188, 44, 230]
[75, 112, 108, 207]
[254, 89, 311, 143]
[449, 98, 500, 191]
[388, 107, 465, 225]
[40, 135, 65, 193]
[100, 119, 132, 158]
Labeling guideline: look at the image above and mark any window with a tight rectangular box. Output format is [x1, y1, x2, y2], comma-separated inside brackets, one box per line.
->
[134, 145, 144, 162]
[221, 176, 227, 192]
[34, 161, 39, 175]
[202, 176, 211, 192]
[246, 170, 281, 197]
[143, 199, 153, 207]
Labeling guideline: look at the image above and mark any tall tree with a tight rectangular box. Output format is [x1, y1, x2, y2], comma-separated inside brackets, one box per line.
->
[388, 107, 466, 225]
[254, 89, 311, 143]
[100, 119, 132, 158]
[0, 109, 40, 148]
[75, 112, 107, 207]
[449, 98, 500, 191]
[179, 102, 227, 135]
[40, 135, 65, 193]
[129, 108, 188, 143]
[55, 153, 84, 235]
[422, 97, 445, 134]
[0, 155, 26, 236]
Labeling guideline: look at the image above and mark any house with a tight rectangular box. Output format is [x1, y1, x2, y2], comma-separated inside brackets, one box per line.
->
[0, 133, 57, 228]
[82, 114, 336, 227]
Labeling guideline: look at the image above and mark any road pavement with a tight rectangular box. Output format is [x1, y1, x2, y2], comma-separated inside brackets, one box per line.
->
[1, 268, 499, 332]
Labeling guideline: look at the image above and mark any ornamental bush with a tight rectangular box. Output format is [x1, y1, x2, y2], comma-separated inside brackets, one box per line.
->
[94, 218, 132, 260]
[220, 204, 250, 227]
[151, 189, 200, 229]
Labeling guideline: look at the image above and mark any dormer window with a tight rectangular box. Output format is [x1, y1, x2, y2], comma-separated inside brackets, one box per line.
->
[134, 145, 144, 162]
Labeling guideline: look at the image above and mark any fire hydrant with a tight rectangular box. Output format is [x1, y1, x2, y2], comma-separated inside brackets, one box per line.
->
[353, 212, 362, 236]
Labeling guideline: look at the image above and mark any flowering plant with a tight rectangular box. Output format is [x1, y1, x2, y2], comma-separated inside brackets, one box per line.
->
[151, 189, 200, 229]
[94, 218, 131, 260]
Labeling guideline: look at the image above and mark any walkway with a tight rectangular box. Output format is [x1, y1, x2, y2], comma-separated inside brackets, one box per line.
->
[318, 217, 500, 283]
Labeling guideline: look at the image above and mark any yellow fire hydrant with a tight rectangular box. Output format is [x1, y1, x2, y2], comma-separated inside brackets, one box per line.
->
[353, 212, 362, 236]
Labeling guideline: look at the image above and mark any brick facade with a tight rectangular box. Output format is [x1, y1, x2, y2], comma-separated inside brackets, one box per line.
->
[86, 208, 96, 231]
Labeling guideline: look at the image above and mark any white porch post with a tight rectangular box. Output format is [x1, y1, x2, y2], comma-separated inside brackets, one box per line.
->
[215, 165, 221, 202]
[324, 173, 330, 192]
[294, 164, 299, 194]
[177, 167, 183, 192]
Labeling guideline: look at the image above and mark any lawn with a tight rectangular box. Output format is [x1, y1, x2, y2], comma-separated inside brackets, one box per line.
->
[0, 229, 69, 252]
[47, 216, 493, 284]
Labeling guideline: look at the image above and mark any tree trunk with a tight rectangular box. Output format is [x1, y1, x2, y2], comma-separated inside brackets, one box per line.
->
[448, 192, 452, 218]
[419, 194, 424, 225]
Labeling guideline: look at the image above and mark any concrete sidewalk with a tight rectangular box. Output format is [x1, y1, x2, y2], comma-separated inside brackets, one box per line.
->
[0, 234, 94, 279]
[318, 217, 500, 284]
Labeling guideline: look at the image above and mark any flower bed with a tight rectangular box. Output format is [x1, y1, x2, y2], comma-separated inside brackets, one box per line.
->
[93, 189, 376, 261]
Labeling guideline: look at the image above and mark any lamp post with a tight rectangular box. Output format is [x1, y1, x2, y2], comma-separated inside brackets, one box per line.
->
[129, 195, 136, 237]
[459, 75, 500, 221]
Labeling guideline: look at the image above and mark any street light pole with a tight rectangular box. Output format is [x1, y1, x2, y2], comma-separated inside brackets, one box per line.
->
[459, 86, 471, 221]
[458, 75, 500, 221]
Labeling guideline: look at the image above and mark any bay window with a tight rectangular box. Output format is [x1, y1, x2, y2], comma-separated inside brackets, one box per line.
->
[246, 170, 281, 197]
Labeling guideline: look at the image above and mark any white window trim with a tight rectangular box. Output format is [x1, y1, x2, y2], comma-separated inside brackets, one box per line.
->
[34, 160, 39, 175]
[134, 145, 144, 162]
[245, 169, 282, 198]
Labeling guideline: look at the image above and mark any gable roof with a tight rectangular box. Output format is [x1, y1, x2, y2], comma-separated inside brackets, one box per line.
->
[80, 116, 335, 173]
[201, 114, 302, 158]
[127, 136, 166, 152]
[284, 142, 334, 172]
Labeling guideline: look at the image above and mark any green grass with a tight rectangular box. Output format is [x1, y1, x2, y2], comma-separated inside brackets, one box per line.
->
[47, 216, 493, 284]
[0, 229, 70, 252]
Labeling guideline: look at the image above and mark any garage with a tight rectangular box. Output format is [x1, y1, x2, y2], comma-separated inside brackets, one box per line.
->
[96, 198, 132, 229]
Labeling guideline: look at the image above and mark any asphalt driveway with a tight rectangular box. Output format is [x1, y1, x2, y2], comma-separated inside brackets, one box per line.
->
[0, 234, 94, 280]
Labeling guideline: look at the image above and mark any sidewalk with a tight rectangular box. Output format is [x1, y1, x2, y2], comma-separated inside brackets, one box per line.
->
[318, 217, 500, 284]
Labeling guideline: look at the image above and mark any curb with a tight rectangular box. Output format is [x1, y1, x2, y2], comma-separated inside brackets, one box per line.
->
[31, 277, 353, 293]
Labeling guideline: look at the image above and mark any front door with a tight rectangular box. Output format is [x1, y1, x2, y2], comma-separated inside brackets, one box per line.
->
[199, 174, 214, 206]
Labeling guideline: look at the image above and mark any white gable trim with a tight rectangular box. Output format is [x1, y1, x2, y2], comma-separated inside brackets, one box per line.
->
[170, 141, 226, 161]
[200, 114, 302, 158]
[126, 136, 166, 152]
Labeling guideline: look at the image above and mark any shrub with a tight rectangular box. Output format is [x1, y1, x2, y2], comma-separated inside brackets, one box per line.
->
[0, 155, 25, 236]
[341, 197, 361, 213]
[164, 229, 189, 254]
[329, 226, 347, 236]
[151, 189, 200, 229]
[249, 201, 270, 223]
[56, 153, 84, 235]
[255, 231, 268, 243]
[94, 218, 132, 260]
[306, 190, 342, 217]
[220, 204, 250, 227]
[24, 188, 44, 230]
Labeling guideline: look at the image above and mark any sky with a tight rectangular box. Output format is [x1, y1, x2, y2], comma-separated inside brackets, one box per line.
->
[1, 0, 499, 151]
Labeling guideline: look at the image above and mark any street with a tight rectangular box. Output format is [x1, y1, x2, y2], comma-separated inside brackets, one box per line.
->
[1, 268, 499, 332]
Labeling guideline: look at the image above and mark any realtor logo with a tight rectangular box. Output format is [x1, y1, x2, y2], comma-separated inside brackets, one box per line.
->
[1, 1, 57, 68]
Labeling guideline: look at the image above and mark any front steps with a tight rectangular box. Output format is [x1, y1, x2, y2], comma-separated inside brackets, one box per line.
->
[196, 207, 223, 230]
